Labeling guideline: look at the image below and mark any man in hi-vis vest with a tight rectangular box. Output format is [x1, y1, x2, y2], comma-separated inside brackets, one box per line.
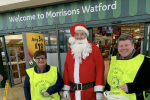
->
[105, 35, 150, 100]
[24, 50, 64, 100]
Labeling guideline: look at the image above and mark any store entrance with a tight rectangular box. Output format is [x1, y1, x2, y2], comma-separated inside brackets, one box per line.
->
[2, 34, 26, 86]
[92, 22, 145, 61]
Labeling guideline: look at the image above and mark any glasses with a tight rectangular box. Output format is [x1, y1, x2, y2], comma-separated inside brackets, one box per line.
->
[74, 33, 86, 37]
[35, 56, 46, 60]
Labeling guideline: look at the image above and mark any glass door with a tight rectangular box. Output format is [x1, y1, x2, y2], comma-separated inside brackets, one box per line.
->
[58, 29, 71, 76]
[42, 31, 59, 70]
[0, 37, 11, 87]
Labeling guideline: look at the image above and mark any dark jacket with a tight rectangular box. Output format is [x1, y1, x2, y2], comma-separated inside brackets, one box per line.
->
[104, 53, 150, 100]
[112, 48, 118, 56]
[23, 65, 64, 100]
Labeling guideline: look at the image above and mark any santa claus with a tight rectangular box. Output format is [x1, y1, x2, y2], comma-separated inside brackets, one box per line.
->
[62, 23, 105, 100]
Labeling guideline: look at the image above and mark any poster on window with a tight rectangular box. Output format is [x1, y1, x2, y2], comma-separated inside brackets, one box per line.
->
[97, 27, 103, 36]
[113, 26, 121, 37]
[24, 33, 45, 68]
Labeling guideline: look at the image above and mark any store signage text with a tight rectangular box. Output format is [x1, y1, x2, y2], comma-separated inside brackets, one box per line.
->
[9, 1, 117, 23]
[32, 36, 44, 50]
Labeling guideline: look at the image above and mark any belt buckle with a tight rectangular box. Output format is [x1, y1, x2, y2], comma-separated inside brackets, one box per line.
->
[77, 83, 82, 91]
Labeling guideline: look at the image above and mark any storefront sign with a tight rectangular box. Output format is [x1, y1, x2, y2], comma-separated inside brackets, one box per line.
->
[8, 1, 117, 23]
[0, 0, 150, 30]
[26, 33, 45, 68]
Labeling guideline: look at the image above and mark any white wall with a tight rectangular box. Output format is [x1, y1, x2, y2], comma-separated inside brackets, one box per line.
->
[5, 34, 22, 39]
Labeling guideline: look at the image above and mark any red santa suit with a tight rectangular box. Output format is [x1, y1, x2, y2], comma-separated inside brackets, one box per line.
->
[62, 23, 105, 100]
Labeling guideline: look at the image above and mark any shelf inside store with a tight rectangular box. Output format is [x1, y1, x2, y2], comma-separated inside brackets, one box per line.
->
[5, 61, 18, 65]
[13, 70, 18, 73]
[10, 56, 16, 57]
[3, 61, 26, 66]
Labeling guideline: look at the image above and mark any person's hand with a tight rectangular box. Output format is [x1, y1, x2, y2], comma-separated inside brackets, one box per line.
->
[42, 92, 50, 97]
[63, 91, 70, 98]
[118, 84, 128, 93]
[0, 74, 3, 82]
[103, 91, 108, 100]
[96, 93, 103, 100]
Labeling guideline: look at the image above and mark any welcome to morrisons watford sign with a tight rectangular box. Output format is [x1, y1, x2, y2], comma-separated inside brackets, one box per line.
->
[9, 1, 117, 22]
[0, 0, 150, 30]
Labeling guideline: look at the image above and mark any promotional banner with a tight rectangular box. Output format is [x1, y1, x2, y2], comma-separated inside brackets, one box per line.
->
[26, 33, 45, 68]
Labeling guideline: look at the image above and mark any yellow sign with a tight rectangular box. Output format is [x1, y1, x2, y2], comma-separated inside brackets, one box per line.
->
[26, 33, 45, 67]
[26, 33, 45, 54]
[3, 82, 17, 100]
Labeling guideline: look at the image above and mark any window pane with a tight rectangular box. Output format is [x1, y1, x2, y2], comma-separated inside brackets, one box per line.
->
[43, 31, 57, 53]
[59, 29, 71, 53]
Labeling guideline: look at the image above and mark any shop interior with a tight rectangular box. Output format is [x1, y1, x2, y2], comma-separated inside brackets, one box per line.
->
[92, 22, 145, 61]
[1, 34, 26, 85]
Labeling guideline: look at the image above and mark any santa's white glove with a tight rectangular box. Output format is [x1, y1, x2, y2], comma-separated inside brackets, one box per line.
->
[96, 93, 103, 100]
[63, 91, 70, 98]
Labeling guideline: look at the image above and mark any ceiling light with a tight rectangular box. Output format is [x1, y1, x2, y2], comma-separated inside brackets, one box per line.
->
[65, 30, 70, 33]
[16, 40, 23, 44]
[136, 28, 140, 31]
[50, 38, 56, 41]
[136, 36, 139, 38]
[5, 39, 10, 44]
[113, 36, 115, 39]
[45, 37, 48, 40]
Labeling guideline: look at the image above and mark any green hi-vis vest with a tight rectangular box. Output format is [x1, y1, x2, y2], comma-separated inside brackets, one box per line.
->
[107, 54, 145, 100]
[26, 66, 60, 100]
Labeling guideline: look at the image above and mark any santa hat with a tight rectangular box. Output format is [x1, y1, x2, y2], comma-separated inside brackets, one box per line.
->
[68, 23, 89, 44]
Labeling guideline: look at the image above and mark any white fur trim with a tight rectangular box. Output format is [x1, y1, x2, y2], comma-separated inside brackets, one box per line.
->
[74, 58, 81, 100]
[94, 85, 105, 92]
[62, 85, 70, 91]
[68, 37, 75, 45]
[74, 58, 80, 83]
[75, 91, 81, 100]
[75, 26, 89, 36]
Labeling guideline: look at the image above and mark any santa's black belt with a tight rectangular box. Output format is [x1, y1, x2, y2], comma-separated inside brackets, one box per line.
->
[70, 82, 95, 92]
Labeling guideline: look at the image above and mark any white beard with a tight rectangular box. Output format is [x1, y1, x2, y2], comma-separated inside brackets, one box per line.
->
[70, 39, 92, 63]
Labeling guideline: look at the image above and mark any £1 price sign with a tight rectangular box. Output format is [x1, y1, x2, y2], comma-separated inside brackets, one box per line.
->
[26, 33, 45, 68]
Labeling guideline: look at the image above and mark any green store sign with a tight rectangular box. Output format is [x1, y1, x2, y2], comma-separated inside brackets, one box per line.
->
[0, 0, 150, 30]
[9, 1, 117, 23]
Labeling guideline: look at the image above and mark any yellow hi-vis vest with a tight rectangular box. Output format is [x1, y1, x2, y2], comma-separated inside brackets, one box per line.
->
[107, 54, 145, 100]
[26, 66, 60, 100]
